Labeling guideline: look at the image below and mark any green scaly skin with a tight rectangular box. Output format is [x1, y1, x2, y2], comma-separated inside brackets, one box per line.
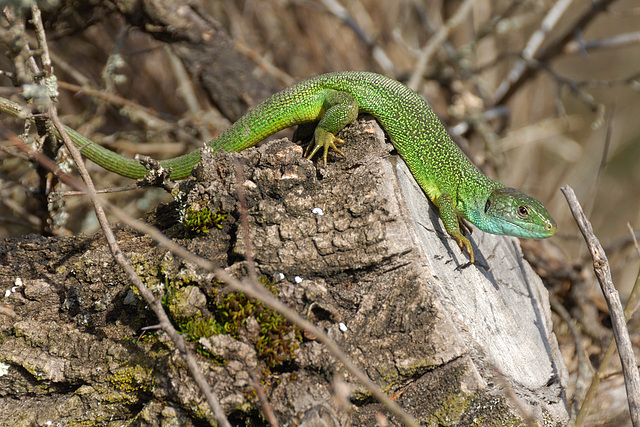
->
[0, 71, 556, 263]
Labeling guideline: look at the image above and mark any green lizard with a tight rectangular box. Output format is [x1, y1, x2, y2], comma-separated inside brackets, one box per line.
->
[0, 71, 556, 263]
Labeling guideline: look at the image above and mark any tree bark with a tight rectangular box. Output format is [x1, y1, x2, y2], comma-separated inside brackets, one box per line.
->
[0, 119, 568, 425]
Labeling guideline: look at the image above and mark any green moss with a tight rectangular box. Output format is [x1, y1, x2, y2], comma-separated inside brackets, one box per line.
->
[128, 253, 164, 295]
[161, 281, 184, 312]
[184, 206, 228, 235]
[107, 364, 154, 395]
[425, 391, 474, 426]
[137, 331, 159, 344]
[186, 399, 210, 420]
[160, 276, 301, 369]
[217, 277, 302, 369]
[415, 391, 524, 426]
[182, 316, 225, 341]
[69, 421, 103, 427]
[133, 244, 299, 371]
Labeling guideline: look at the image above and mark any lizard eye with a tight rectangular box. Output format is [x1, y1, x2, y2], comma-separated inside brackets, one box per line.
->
[518, 206, 529, 216]
[484, 199, 491, 213]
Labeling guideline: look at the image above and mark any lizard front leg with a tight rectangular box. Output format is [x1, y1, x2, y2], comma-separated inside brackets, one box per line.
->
[438, 193, 474, 263]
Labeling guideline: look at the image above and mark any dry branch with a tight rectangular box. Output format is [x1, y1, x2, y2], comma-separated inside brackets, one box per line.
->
[493, 0, 619, 106]
[561, 186, 640, 426]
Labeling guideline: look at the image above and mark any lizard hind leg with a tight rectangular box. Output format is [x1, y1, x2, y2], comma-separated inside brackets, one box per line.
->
[304, 90, 359, 165]
[305, 128, 346, 164]
[294, 122, 318, 146]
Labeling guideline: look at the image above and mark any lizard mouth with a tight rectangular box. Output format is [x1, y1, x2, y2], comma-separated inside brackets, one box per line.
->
[503, 216, 556, 239]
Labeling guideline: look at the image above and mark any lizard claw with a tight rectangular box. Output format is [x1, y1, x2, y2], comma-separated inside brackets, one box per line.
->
[458, 218, 473, 236]
[305, 129, 345, 166]
[453, 233, 475, 264]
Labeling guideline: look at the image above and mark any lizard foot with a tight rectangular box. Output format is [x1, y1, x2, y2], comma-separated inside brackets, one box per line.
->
[304, 129, 346, 166]
[453, 233, 475, 264]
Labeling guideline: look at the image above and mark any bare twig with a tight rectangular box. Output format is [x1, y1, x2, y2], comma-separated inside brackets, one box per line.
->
[250, 372, 279, 427]
[29, 6, 51, 75]
[630, 224, 640, 258]
[58, 184, 140, 196]
[629, 224, 640, 318]
[493, 0, 618, 106]
[563, 31, 640, 55]
[493, 0, 573, 104]
[550, 296, 589, 423]
[573, 227, 640, 426]
[561, 186, 640, 426]
[584, 107, 614, 220]
[407, 0, 475, 91]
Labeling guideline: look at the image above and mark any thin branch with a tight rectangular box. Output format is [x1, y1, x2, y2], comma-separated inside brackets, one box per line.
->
[630, 224, 640, 258]
[493, 0, 619, 106]
[56, 80, 202, 145]
[29, 5, 51, 75]
[550, 296, 589, 423]
[407, 0, 475, 91]
[250, 372, 279, 427]
[584, 107, 614, 220]
[58, 184, 140, 196]
[563, 31, 640, 55]
[561, 186, 640, 427]
[574, 69, 640, 90]
[493, 0, 573, 104]
[573, 226, 640, 426]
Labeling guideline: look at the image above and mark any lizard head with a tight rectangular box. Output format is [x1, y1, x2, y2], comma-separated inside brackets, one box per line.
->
[481, 187, 556, 239]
